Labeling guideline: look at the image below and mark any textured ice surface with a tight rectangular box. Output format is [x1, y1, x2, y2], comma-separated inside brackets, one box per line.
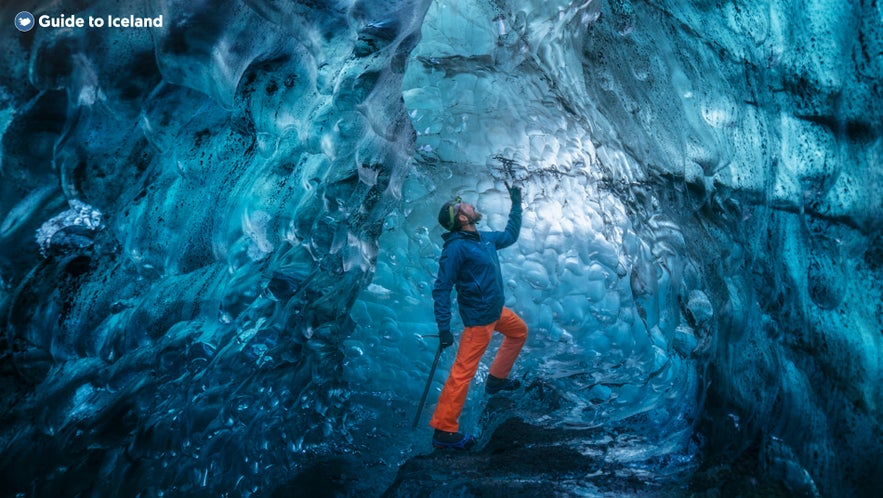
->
[1, 0, 881, 496]
[34, 199, 104, 256]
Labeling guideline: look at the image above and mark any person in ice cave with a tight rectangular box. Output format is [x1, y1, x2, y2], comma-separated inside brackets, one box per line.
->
[429, 183, 527, 450]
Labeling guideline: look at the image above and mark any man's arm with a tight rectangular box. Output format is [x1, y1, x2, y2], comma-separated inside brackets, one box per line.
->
[432, 246, 460, 346]
[494, 184, 522, 249]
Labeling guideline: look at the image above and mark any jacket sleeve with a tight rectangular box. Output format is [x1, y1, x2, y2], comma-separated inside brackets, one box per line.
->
[492, 196, 522, 249]
[432, 244, 460, 333]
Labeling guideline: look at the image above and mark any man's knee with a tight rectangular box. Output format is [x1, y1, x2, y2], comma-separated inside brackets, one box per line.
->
[499, 308, 528, 340]
[510, 316, 528, 341]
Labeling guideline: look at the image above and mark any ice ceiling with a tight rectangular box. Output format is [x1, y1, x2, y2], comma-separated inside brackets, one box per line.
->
[0, 0, 880, 496]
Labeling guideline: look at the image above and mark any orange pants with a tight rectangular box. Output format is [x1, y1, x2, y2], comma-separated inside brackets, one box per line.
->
[429, 307, 528, 432]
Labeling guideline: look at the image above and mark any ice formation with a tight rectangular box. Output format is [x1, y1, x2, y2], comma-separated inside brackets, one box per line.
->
[0, 0, 880, 496]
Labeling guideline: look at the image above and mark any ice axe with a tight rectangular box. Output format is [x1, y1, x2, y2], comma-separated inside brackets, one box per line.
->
[412, 341, 444, 429]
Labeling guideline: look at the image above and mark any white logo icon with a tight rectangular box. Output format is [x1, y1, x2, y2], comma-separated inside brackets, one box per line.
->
[15, 11, 35, 32]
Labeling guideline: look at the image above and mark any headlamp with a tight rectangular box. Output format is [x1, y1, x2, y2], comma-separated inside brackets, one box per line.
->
[446, 196, 462, 230]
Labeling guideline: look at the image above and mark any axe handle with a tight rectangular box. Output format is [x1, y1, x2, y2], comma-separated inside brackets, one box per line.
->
[412, 345, 443, 429]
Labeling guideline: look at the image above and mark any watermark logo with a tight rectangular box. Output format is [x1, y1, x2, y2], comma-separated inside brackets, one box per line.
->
[14, 11, 164, 31]
[15, 11, 35, 32]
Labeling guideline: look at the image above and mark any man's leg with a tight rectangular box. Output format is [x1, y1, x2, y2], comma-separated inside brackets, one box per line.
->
[429, 322, 495, 432]
[489, 307, 527, 380]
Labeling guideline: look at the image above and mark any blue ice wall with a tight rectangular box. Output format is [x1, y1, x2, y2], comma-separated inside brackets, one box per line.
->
[1, 0, 432, 494]
[1, 0, 881, 496]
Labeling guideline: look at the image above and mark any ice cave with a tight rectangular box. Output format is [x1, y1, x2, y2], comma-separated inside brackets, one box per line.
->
[0, 0, 880, 496]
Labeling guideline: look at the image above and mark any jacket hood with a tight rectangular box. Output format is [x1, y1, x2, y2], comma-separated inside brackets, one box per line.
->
[441, 229, 479, 246]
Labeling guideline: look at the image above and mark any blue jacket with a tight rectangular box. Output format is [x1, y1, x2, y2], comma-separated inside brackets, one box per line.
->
[433, 200, 521, 332]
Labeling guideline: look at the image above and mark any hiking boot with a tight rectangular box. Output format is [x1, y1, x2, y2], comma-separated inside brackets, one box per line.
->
[432, 429, 476, 450]
[485, 374, 521, 395]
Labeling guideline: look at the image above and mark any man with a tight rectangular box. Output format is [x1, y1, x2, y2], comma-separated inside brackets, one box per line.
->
[429, 184, 528, 450]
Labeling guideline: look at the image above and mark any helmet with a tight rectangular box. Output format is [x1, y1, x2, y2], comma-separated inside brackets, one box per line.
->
[437, 196, 462, 231]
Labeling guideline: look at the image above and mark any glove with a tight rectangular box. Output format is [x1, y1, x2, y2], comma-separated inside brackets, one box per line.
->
[439, 329, 454, 349]
[506, 183, 522, 205]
